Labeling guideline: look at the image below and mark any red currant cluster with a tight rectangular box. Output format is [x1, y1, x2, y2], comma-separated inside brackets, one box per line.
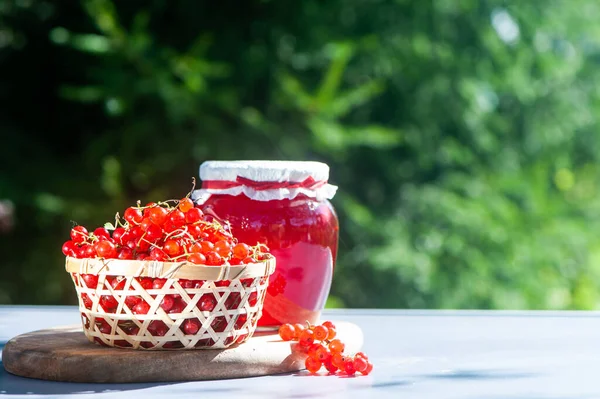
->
[61, 196, 268, 266]
[278, 321, 373, 376]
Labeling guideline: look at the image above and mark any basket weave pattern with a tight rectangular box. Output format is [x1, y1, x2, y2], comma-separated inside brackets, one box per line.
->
[68, 257, 274, 350]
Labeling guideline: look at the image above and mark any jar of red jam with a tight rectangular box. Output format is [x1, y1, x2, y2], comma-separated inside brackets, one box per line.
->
[192, 161, 339, 327]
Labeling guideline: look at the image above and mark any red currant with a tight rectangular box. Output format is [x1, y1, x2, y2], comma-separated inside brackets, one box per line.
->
[199, 294, 216, 311]
[70, 226, 88, 244]
[343, 358, 356, 376]
[205, 251, 223, 266]
[313, 325, 329, 341]
[299, 329, 314, 347]
[328, 339, 344, 353]
[305, 356, 322, 374]
[353, 356, 368, 373]
[62, 240, 77, 257]
[124, 207, 143, 225]
[278, 323, 295, 341]
[160, 295, 174, 312]
[82, 274, 98, 288]
[93, 227, 111, 240]
[184, 207, 203, 224]
[163, 239, 181, 257]
[95, 240, 117, 258]
[214, 240, 232, 258]
[188, 252, 206, 264]
[112, 227, 127, 245]
[182, 318, 201, 335]
[148, 206, 168, 226]
[178, 198, 194, 213]
[117, 247, 133, 260]
[133, 301, 150, 314]
[148, 320, 168, 336]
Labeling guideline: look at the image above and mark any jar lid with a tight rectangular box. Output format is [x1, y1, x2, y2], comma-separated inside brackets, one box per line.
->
[193, 160, 338, 202]
[200, 160, 330, 182]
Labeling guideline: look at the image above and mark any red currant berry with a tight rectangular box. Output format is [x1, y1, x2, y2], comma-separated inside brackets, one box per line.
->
[232, 243, 251, 259]
[133, 301, 150, 314]
[214, 240, 232, 258]
[93, 227, 111, 240]
[184, 207, 203, 224]
[199, 241, 214, 254]
[188, 252, 206, 264]
[160, 295, 174, 312]
[148, 320, 168, 336]
[322, 321, 336, 330]
[278, 323, 295, 341]
[313, 325, 329, 341]
[111, 227, 125, 245]
[315, 345, 331, 363]
[343, 358, 356, 376]
[182, 318, 201, 335]
[328, 339, 345, 353]
[331, 352, 345, 369]
[100, 295, 118, 311]
[62, 240, 77, 257]
[148, 206, 168, 226]
[199, 294, 216, 312]
[293, 323, 305, 340]
[124, 295, 140, 309]
[149, 247, 167, 261]
[305, 356, 322, 374]
[152, 278, 167, 289]
[167, 210, 186, 227]
[82, 274, 98, 288]
[70, 226, 88, 244]
[353, 356, 368, 373]
[205, 251, 223, 266]
[163, 239, 181, 257]
[178, 198, 194, 213]
[97, 319, 112, 334]
[326, 327, 337, 340]
[299, 329, 314, 347]
[323, 359, 338, 374]
[124, 207, 143, 225]
[110, 277, 126, 290]
[188, 224, 203, 238]
[137, 277, 153, 290]
[145, 223, 163, 242]
[169, 298, 186, 314]
[117, 247, 133, 260]
[95, 240, 117, 259]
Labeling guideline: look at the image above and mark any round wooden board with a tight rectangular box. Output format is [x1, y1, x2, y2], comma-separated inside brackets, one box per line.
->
[2, 321, 362, 383]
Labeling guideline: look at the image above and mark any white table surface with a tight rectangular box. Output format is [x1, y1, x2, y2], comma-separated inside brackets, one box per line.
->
[1, 306, 600, 398]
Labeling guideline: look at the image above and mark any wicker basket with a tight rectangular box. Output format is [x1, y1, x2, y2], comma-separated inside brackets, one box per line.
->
[65, 256, 276, 350]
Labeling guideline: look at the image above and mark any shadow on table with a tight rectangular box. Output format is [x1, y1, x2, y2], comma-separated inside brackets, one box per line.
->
[0, 354, 176, 395]
[423, 369, 538, 380]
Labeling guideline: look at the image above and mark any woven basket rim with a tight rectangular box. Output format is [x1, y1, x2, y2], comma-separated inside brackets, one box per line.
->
[65, 255, 276, 280]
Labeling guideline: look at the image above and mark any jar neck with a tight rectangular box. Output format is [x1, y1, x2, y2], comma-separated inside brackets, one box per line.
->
[201, 176, 327, 191]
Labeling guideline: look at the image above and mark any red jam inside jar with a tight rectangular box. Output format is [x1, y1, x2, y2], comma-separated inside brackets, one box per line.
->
[194, 161, 339, 327]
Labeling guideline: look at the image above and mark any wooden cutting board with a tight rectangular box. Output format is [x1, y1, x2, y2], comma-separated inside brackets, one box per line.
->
[2, 321, 362, 383]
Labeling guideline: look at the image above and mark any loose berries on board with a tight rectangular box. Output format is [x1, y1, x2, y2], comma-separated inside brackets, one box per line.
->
[278, 320, 373, 376]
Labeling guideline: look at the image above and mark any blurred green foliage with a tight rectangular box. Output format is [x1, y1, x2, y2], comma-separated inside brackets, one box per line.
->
[2, 0, 600, 309]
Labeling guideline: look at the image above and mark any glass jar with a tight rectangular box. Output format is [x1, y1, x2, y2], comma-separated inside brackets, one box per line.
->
[192, 160, 339, 327]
